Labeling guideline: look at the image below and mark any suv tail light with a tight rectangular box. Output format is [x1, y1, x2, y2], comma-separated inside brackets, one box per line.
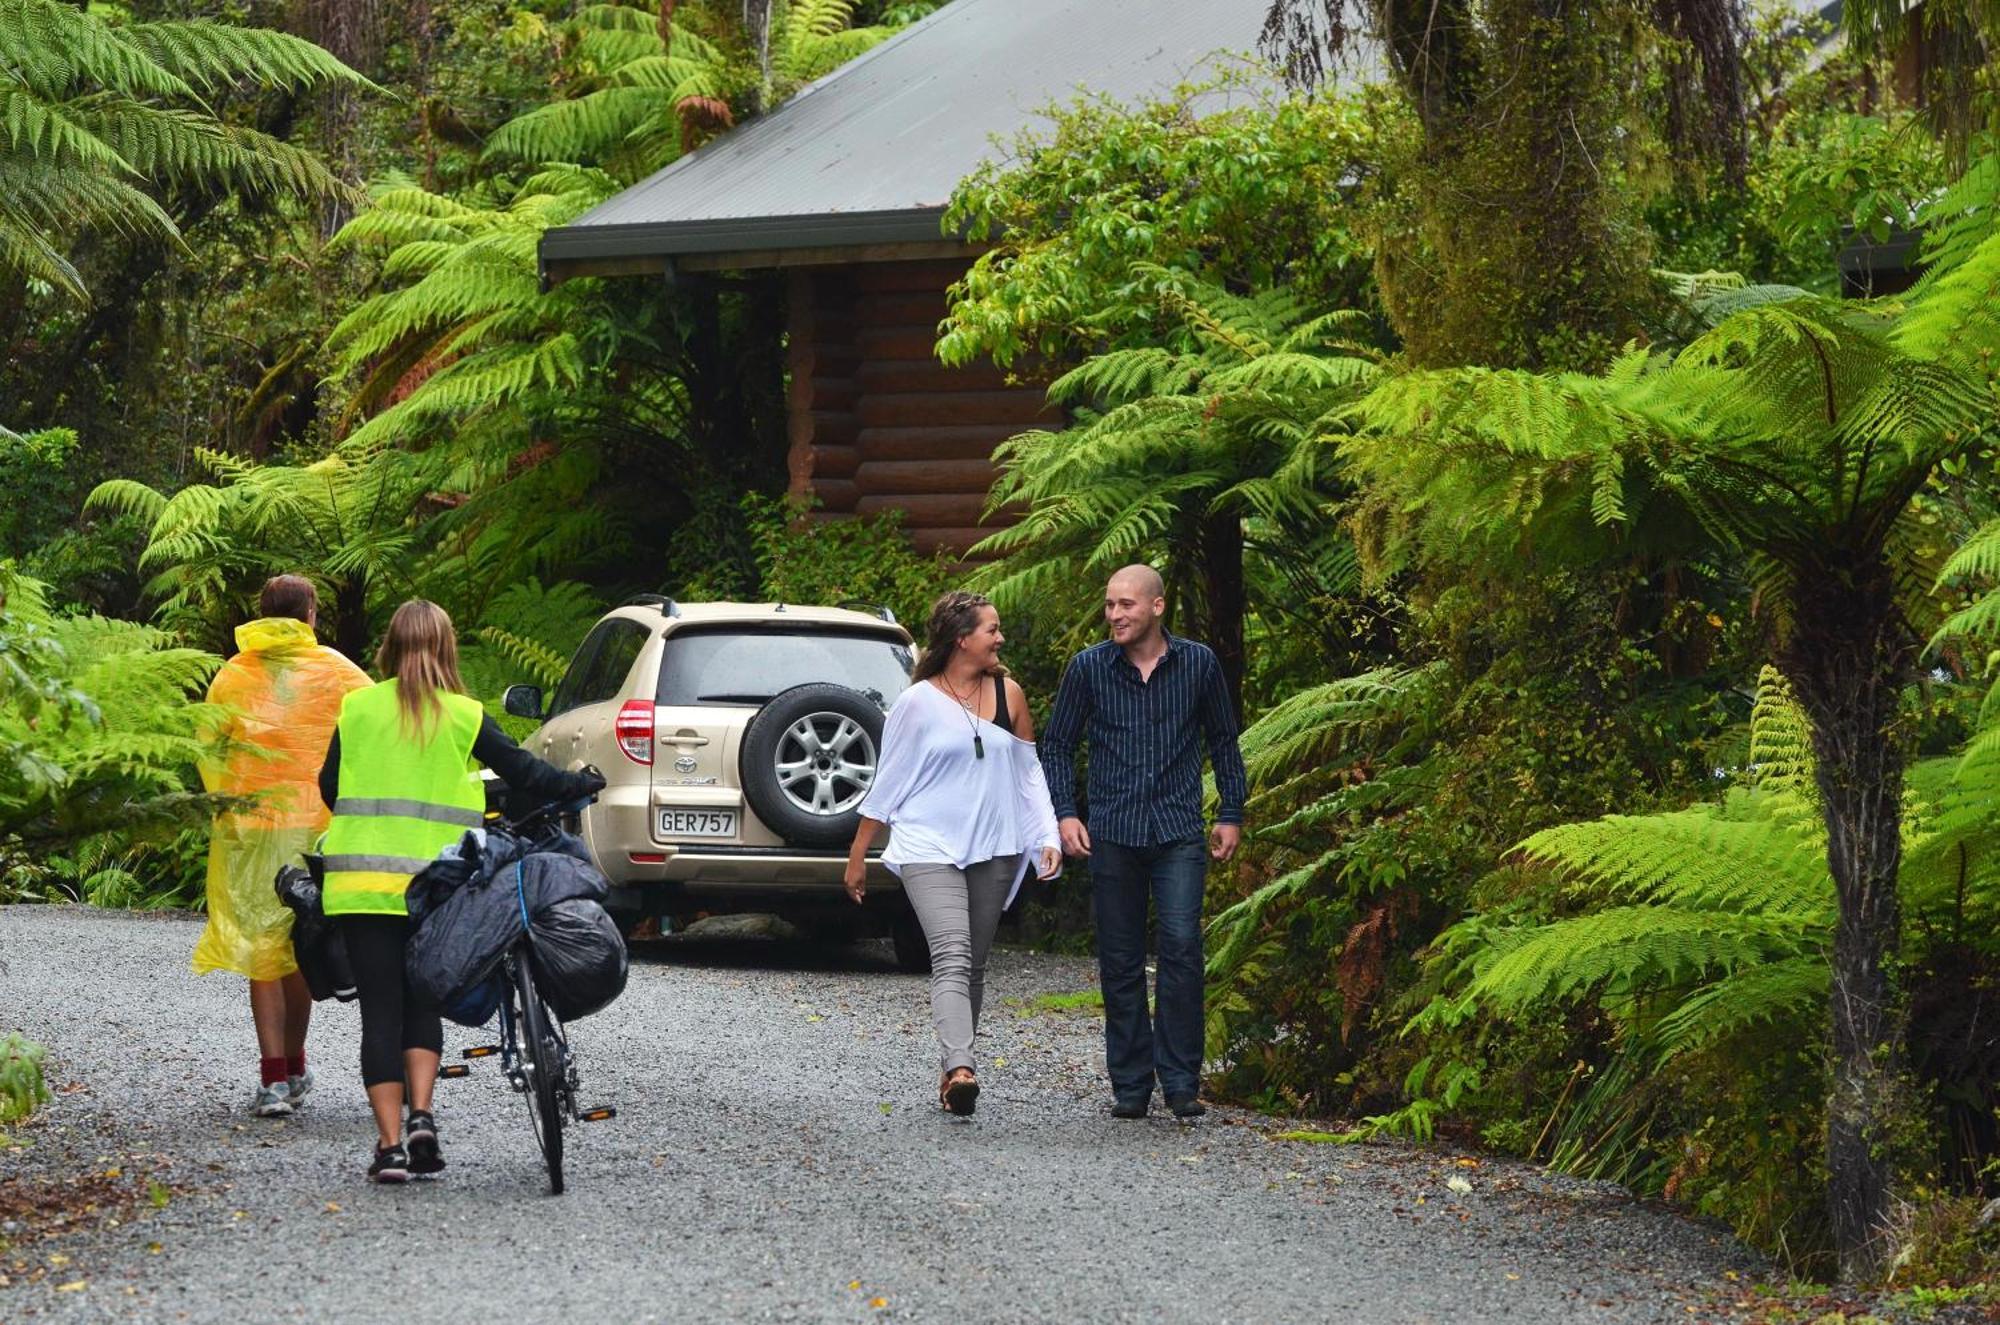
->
[615, 699, 654, 765]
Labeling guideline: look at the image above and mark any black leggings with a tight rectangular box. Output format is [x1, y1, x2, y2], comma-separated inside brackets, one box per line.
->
[338, 916, 443, 1088]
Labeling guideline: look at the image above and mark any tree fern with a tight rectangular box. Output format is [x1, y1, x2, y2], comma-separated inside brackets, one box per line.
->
[1363, 640, 2000, 1226]
[970, 270, 1383, 691]
[0, 0, 371, 300]
[84, 445, 437, 658]
[479, 1, 906, 181]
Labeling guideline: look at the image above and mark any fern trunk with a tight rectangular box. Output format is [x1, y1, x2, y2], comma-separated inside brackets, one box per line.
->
[1197, 510, 1245, 720]
[1778, 553, 1911, 1282]
[333, 575, 372, 665]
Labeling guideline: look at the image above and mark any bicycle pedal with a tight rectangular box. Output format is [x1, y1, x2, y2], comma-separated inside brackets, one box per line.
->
[463, 1045, 501, 1058]
[579, 1106, 618, 1122]
[439, 1064, 471, 1079]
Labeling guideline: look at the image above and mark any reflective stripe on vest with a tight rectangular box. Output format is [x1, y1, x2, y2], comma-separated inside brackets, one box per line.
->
[321, 681, 486, 918]
[320, 853, 436, 874]
[332, 797, 484, 828]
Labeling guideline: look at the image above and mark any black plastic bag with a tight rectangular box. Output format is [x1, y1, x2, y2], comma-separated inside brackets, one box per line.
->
[528, 898, 628, 1021]
[405, 827, 612, 1023]
[273, 864, 357, 1002]
[404, 854, 517, 1020]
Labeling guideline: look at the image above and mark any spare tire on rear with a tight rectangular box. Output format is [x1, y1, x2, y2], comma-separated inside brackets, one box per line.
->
[739, 682, 885, 847]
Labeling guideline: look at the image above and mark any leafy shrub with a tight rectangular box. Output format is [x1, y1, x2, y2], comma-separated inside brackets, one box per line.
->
[1333, 667, 2000, 1271]
[1204, 569, 1736, 1114]
[742, 493, 955, 632]
[466, 578, 609, 738]
[0, 1032, 48, 1128]
[0, 566, 220, 903]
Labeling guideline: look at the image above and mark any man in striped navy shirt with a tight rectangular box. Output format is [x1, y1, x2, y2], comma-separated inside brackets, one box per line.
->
[1041, 565, 1248, 1119]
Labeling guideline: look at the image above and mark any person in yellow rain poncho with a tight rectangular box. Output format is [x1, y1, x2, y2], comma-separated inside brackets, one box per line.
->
[194, 574, 369, 1119]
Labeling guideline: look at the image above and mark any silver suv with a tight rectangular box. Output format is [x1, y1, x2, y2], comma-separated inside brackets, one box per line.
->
[502, 596, 925, 965]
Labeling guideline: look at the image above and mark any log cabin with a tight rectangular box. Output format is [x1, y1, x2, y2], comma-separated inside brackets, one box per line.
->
[536, 0, 1271, 557]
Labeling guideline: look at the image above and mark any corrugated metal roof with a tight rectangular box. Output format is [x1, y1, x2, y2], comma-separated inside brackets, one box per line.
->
[540, 0, 1279, 275]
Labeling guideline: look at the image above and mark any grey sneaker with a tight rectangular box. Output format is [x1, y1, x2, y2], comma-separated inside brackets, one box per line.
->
[251, 1082, 293, 1118]
[286, 1068, 314, 1107]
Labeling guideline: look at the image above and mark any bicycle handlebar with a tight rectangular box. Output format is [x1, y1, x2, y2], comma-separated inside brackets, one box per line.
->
[494, 766, 605, 837]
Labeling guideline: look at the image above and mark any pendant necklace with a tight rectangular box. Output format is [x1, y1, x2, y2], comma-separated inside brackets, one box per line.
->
[935, 675, 986, 759]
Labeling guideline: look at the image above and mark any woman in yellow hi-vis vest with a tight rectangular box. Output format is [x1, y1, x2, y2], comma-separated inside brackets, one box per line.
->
[197, 575, 369, 1119]
[318, 600, 601, 1184]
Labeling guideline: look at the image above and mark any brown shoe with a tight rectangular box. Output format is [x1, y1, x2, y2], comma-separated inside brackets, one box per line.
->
[940, 1068, 980, 1116]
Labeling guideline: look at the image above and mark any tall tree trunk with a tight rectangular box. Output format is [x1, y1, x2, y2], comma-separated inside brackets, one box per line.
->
[297, 0, 381, 237]
[1777, 553, 1911, 1282]
[743, 0, 774, 113]
[1197, 510, 1246, 721]
[1261, 0, 1692, 372]
[334, 575, 373, 666]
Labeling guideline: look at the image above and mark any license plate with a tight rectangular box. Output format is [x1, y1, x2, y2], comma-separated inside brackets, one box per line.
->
[658, 808, 736, 838]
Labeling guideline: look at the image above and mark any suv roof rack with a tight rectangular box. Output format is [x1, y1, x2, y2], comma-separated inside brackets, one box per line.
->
[624, 593, 681, 617]
[837, 600, 897, 624]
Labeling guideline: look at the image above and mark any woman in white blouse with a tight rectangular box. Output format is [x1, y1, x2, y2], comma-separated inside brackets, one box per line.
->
[845, 590, 1062, 1116]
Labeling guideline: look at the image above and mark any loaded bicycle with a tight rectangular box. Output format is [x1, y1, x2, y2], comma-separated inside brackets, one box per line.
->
[438, 792, 619, 1196]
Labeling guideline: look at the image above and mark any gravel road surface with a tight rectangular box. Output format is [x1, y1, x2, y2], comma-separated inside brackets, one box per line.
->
[1, 906, 1760, 1323]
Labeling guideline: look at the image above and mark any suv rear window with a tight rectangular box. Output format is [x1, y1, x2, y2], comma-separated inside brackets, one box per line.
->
[654, 628, 913, 709]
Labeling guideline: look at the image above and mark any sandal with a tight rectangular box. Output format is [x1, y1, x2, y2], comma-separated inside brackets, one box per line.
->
[940, 1068, 980, 1117]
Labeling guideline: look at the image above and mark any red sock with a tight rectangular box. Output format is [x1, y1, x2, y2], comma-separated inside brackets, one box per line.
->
[260, 1056, 287, 1087]
[285, 1053, 306, 1078]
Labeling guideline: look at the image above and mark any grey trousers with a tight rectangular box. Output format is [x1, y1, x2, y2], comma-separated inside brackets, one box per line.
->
[900, 855, 1019, 1074]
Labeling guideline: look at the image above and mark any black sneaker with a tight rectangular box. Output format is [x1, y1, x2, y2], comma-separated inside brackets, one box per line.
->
[406, 1111, 444, 1175]
[1166, 1094, 1207, 1119]
[1110, 1096, 1150, 1120]
[369, 1144, 410, 1184]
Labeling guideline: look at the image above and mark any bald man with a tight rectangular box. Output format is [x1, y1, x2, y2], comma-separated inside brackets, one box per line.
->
[1040, 565, 1247, 1119]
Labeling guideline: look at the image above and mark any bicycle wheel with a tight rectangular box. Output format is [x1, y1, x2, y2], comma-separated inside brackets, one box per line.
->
[512, 950, 566, 1195]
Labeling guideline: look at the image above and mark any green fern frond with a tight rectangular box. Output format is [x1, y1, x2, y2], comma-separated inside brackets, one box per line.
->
[474, 624, 569, 690]
[0, 0, 370, 298]
[1647, 956, 1827, 1062]
[1519, 798, 1829, 916]
[1746, 665, 1817, 805]
[1464, 906, 1815, 1012]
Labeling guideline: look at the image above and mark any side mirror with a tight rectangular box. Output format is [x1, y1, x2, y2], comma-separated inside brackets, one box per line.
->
[503, 684, 545, 720]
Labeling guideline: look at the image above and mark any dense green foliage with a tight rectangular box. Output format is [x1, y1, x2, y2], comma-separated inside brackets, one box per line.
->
[0, 558, 218, 905]
[0, 0, 369, 302]
[938, 79, 1387, 370]
[8, 0, 2000, 1288]
[936, 9, 1995, 1276]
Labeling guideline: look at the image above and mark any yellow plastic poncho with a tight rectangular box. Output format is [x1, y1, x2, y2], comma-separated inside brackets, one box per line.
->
[192, 617, 370, 981]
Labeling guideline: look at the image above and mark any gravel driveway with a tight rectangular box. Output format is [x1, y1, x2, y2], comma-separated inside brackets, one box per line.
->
[1, 906, 1759, 1323]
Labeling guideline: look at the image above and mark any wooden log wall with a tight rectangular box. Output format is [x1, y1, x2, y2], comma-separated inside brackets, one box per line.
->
[785, 258, 1058, 558]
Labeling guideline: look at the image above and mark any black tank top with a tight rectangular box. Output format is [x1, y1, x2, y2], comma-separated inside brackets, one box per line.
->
[992, 674, 1011, 733]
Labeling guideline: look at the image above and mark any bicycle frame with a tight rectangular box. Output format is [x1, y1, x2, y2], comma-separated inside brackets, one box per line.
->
[496, 947, 576, 1108]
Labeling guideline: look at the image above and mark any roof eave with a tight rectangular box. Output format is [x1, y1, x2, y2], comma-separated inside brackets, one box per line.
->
[538, 206, 958, 285]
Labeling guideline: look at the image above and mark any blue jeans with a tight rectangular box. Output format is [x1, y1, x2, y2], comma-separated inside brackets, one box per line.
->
[1090, 837, 1207, 1103]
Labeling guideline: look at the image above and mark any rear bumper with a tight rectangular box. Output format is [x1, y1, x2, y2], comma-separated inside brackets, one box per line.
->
[615, 845, 895, 888]
[585, 777, 894, 897]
